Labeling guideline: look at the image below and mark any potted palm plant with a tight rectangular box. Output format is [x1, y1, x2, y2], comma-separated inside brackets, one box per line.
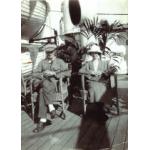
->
[79, 17, 128, 73]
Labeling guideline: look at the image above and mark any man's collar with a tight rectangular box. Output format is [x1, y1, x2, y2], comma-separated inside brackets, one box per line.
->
[46, 57, 57, 62]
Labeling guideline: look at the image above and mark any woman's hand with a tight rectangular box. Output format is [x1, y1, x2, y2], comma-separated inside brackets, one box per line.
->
[90, 71, 102, 76]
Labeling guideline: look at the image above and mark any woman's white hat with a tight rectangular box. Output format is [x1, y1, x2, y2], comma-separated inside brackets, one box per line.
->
[87, 45, 102, 54]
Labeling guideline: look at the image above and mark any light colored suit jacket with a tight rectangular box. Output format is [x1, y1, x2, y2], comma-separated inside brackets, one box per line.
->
[79, 59, 108, 82]
[33, 58, 70, 81]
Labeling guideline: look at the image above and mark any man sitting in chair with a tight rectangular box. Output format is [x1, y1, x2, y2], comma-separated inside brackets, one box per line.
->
[32, 44, 69, 133]
[79, 44, 117, 107]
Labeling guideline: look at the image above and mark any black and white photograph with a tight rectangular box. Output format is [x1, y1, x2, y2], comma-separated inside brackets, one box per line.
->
[21, 0, 128, 149]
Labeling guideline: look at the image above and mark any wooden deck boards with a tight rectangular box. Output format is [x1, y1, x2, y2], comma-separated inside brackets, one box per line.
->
[86, 118, 112, 149]
[62, 117, 93, 149]
[97, 116, 120, 150]
[22, 111, 74, 150]
[37, 114, 80, 150]
[123, 126, 128, 150]
[111, 114, 128, 150]
[48, 116, 81, 150]
[22, 110, 128, 150]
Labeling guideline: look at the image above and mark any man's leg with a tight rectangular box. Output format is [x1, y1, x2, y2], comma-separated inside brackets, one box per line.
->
[42, 79, 57, 118]
[38, 89, 47, 120]
[33, 89, 48, 133]
[48, 104, 56, 119]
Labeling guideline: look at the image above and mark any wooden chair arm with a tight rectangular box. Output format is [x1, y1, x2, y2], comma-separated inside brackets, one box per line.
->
[81, 74, 86, 90]
[59, 77, 63, 93]
[21, 77, 27, 96]
[21, 74, 32, 96]
[58, 76, 70, 93]
[66, 76, 70, 86]
[110, 74, 116, 88]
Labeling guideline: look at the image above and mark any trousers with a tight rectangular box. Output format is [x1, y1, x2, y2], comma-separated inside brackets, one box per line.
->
[38, 79, 57, 118]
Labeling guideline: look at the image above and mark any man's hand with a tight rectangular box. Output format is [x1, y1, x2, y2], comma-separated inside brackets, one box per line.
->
[90, 71, 96, 76]
[96, 71, 102, 76]
[43, 70, 56, 77]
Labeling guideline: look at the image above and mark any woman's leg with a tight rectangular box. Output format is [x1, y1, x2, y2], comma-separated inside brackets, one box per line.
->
[87, 81, 99, 103]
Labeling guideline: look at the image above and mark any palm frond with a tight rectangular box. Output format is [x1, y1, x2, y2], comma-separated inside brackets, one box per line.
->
[80, 17, 101, 40]
[80, 29, 89, 38]
[79, 17, 127, 55]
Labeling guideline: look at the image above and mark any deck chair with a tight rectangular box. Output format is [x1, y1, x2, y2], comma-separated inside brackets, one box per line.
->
[109, 74, 120, 115]
[110, 73, 128, 115]
[78, 73, 120, 115]
[21, 74, 32, 112]
[52, 76, 70, 119]
[30, 74, 70, 122]
[21, 75, 27, 110]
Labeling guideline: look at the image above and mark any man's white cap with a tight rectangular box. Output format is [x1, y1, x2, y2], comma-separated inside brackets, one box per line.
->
[87, 45, 102, 54]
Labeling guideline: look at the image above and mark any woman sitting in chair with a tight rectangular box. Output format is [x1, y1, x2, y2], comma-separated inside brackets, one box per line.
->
[79, 44, 117, 104]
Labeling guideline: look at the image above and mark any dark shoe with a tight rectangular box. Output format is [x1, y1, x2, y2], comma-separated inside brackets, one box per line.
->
[50, 110, 56, 119]
[45, 120, 52, 126]
[33, 122, 45, 133]
[103, 104, 111, 113]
